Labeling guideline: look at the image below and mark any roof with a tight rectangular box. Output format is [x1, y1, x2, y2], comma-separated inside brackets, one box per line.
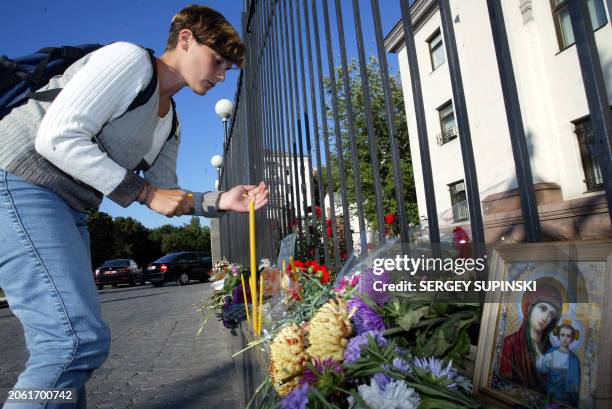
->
[384, 0, 439, 54]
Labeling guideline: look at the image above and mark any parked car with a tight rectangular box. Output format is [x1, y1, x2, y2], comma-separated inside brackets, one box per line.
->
[143, 252, 212, 287]
[94, 259, 141, 290]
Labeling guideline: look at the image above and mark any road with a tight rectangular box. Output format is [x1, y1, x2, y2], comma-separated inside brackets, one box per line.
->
[0, 282, 244, 409]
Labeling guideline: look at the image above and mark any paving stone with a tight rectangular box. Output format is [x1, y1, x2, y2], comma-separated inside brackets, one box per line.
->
[0, 284, 243, 408]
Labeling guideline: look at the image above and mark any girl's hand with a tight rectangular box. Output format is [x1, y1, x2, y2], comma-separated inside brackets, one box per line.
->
[218, 181, 268, 212]
[145, 187, 191, 217]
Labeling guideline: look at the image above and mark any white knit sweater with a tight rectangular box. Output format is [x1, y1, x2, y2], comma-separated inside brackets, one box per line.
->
[35, 42, 172, 197]
[0, 42, 223, 217]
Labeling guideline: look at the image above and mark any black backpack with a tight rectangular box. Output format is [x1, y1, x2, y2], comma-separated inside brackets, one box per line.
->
[0, 44, 158, 121]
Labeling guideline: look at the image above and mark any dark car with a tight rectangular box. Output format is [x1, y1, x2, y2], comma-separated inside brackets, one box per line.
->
[143, 252, 212, 287]
[94, 259, 141, 290]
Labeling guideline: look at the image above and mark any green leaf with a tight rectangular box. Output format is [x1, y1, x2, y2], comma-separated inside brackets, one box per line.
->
[396, 306, 430, 332]
[432, 303, 449, 315]
[445, 329, 471, 369]
[418, 398, 466, 409]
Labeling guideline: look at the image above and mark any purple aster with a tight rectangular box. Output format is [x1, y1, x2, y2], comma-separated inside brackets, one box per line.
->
[373, 372, 391, 390]
[344, 330, 387, 364]
[348, 298, 385, 335]
[281, 383, 308, 409]
[359, 267, 390, 305]
[412, 357, 472, 392]
[413, 357, 458, 380]
[300, 358, 343, 386]
[392, 357, 410, 373]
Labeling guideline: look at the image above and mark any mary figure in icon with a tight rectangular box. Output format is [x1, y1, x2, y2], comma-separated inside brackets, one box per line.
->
[499, 279, 563, 393]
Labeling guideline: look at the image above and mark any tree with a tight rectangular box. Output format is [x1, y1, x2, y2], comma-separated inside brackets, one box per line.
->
[88, 209, 115, 268]
[88, 213, 212, 269]
[322, 57, 419, 232]
[112, 217, 151, 266]
[148, 223, 175, 260]
[151, 217, 211, 255]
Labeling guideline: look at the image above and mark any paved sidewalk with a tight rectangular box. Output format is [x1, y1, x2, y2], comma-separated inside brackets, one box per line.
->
[0, 283, 244, 409]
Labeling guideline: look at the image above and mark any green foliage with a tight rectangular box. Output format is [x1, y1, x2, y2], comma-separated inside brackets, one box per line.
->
[384, 301, 479, 369]
[87, 210, 211, 269]
[155, 217, 211, 254]
[322, 58, 419, 230]
[88, 209, 115, 268]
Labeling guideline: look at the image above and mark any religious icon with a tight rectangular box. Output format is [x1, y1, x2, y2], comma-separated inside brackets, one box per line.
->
[499, 278, 563, 393]
[473, 241, 612, 409]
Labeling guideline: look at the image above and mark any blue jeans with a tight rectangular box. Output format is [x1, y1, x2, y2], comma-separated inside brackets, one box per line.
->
[0, 169, 110, 409]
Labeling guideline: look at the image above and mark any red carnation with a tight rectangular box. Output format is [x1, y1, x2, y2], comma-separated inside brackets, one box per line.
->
[306, 261, 320, 273]
[326, 227, 333, 238]
[385, 213, 396, 225]
[316, 206, 322, 218]
[326, 219, 332, 228]
[320, 267, 330, 284]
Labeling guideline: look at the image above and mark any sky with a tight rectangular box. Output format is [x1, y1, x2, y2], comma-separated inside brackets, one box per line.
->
[0, 0, 403, 229]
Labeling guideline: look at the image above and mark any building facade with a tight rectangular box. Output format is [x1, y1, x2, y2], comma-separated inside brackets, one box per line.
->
[264, 150, 313, 218]
[385, 0, 611, 243]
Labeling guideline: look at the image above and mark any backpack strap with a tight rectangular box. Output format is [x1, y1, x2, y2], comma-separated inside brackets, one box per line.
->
[126, 48, 157, 112]
[167, 98, 179, 141]
[26, 88, 61, 102]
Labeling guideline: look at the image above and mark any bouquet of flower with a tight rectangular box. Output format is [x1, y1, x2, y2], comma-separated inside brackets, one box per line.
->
[258, 292, 483, 409]
[242, 239, 482, 408]
[198, 260, 253, 333]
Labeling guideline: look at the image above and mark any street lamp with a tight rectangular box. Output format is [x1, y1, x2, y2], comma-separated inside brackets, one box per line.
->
[210, 154, 223, 191]
[215, 98, 234, 146]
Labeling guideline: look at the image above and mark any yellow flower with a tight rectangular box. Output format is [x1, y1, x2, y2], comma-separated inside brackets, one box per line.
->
[306, 298, 352, 362]
[269, 323, 307, 396]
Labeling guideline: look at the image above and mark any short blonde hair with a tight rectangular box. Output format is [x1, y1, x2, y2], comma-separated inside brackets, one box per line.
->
[167, 5, 245, 68]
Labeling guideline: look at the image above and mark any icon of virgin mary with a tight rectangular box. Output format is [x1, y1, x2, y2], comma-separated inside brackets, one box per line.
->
[499, 279, 563, 393]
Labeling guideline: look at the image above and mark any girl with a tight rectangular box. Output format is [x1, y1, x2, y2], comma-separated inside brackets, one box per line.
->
[0, 5, 267, 408]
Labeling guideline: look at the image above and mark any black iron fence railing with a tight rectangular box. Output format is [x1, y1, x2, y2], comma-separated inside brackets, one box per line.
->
[217, 0, 612, 268]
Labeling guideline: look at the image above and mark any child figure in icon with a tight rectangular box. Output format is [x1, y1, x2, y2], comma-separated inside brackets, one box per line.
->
[536, 320, 581, 407]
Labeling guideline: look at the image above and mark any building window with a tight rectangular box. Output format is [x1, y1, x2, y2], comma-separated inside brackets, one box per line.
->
[449, 180, 469, 223]
[574, 117, 604, 192]
[436, 101, 457, 145]
[427, 29, 446, 70]
[551, 0, 608, 50]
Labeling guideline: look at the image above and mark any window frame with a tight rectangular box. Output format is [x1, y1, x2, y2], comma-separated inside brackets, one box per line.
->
[573, 116, 605, 192]
[448, 180, 469, 223]
[550, 0, 609, 52]
[436, 100, 458, 145]
[427, 29, 446, 71]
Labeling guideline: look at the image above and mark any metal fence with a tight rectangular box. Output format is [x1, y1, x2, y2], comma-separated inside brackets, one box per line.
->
[218, 0, 612, 269]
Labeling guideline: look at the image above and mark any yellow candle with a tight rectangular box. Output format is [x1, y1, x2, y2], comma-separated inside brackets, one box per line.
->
[258, 274, 264, 335]
[249, 277, 259, 332]
[240, 274, 250, 324]
[281, 260, 286, 294]
[249, 199, 258, 333]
